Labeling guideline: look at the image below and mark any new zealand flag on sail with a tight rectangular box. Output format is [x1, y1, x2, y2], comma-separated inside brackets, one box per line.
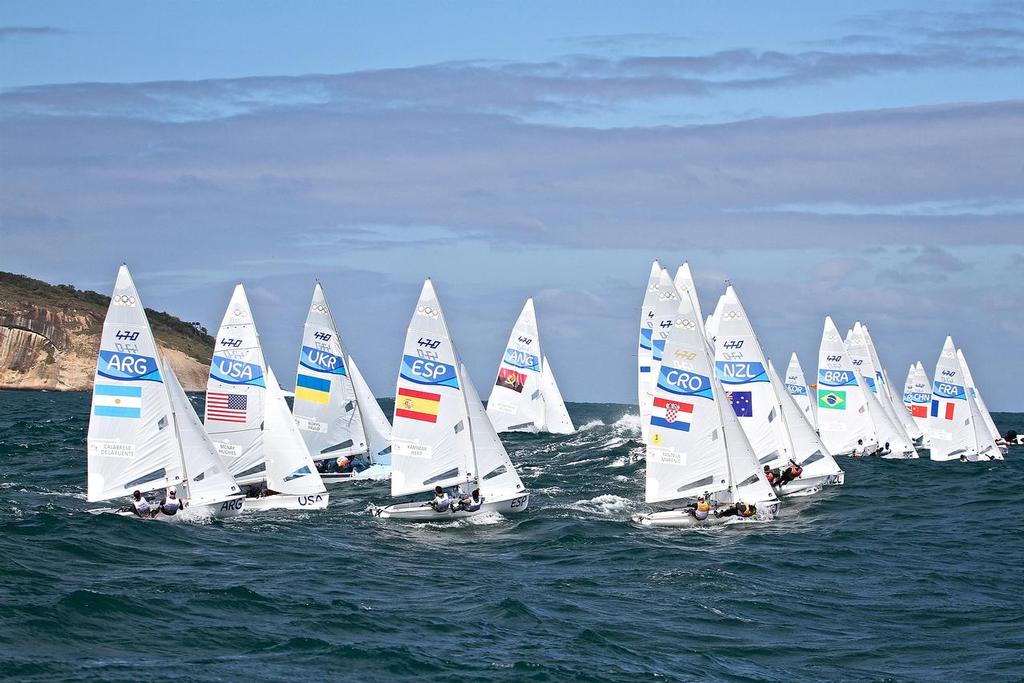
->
[728, 391, 753, 417]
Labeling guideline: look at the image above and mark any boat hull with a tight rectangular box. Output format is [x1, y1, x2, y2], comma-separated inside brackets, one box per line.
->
[371, 492, 530, 520]
[89, 494, 247, 521]
[244, 492, 330, 511]
[633, 501, 780, 528]
[775, 472, 845, 495]
[321, 464, 391, 485]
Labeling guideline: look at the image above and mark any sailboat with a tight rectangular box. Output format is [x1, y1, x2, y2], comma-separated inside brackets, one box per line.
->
[816, 317, 877, 456]
[861, 324, 923, 445]
[244, 366, 330, 509]
[785, 353, 818, 430]
[373, 279, 529, 520]
[845, 324, 917, 458]
[87, 265, 245, 520]
[638, 262, 678, 443]
[902, 362, 933, 446]
[205, 284, 268, 485]
[927, 336, 1001, 462]
[486, 298, 574, 434]
[956, 348, 1006, 458]
[632, 280, 780, 528]
[293, 283, 392, 482]
[711, 286, 843, 493]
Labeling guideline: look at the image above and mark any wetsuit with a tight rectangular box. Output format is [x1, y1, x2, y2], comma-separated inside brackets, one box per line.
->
[777, 463, 803, 486]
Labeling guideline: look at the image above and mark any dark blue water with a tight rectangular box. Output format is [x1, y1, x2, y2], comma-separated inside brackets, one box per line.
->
[1, 390, 1022, 682]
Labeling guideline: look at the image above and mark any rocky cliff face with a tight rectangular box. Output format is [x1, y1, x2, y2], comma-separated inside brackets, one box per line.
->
[0, 273, 213, 392]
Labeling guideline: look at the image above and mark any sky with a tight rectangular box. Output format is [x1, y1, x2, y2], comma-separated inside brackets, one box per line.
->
[1, 1, 1022, 408]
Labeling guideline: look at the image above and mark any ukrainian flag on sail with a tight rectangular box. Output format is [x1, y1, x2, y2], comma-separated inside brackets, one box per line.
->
[295, 373, 331, 405]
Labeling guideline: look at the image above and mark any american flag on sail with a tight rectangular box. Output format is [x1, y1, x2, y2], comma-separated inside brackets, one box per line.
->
[207, 392, 248, 423]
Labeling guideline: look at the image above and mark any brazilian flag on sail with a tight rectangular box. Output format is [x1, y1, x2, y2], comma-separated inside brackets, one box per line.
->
[818, 389, 846, 410]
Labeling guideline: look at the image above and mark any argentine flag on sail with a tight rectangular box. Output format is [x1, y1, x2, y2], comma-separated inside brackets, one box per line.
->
[93, 384, 142, 418]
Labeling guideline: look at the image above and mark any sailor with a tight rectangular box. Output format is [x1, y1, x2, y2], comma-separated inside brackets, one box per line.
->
[685, 494, 711, 521]
[336, 457, 353, 473]
[127, 490, 151, 518]
[455, 489, 484, 513]
[429, 486, 452, 513]
[154, 487, 183, 517]
[776, 459, 803, 487]
[853, 439, 866, 458]
[763, 465, 777, 486]
[879, 441, 891, 456]
[714, 501, 757, 519]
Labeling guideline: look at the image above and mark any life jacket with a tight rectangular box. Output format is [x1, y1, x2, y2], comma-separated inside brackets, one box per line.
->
[696, 500, 710, 512]
[765, 471, 776, 483]
[133, 498, 151, 514]
[162, 497, 181, 515]
[792, 465, 803, 478]
[739, 503, 756, 518]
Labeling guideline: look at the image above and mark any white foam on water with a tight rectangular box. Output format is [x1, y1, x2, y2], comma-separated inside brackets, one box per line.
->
[577, 419, 604, 432]
[569, 494, 636, 516]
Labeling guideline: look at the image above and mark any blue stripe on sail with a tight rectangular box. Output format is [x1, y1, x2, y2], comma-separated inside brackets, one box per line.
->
[94, 405, 141, 418]
[640, 366, 651, 373]
[95, 384, 143, 397]
[650, 416, 690, 432]
[296, 374, 331, 392]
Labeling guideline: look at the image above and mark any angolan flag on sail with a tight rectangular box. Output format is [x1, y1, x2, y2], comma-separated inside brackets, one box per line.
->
[650, 396, 693, 432]
[496, 367, 527, 393]
[207, 392, 247, 423]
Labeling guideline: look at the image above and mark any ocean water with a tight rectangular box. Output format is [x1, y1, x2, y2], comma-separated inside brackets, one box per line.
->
[1, 390, 1022, 682]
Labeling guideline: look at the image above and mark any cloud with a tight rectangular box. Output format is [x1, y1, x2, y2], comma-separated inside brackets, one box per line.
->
[0, 26, 66, 41]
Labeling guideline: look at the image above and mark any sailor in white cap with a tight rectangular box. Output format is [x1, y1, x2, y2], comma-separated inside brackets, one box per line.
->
[155, 486, 183, 517]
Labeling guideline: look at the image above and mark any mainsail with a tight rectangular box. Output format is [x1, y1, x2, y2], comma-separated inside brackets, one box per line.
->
[205, 284, 268, 484]
[785, 352, 817, 430]
[293, 283, 369, 461]
[713, 286, 792, 471]
[928, 336, 978, 461]
[87, 265, 184, 501]
[348, 356, 393, 463]
[903, 362, 932, 445]
[817, 316, 876, 455]
[638, 268, 680, 442]
[390, 280, 476, 497]
[643, 278, 776, 507]
[846, 324, 915, 456]
[486, 298, 572, 434]
[463, 363, 527, 500]
[767, 360, 843, 480]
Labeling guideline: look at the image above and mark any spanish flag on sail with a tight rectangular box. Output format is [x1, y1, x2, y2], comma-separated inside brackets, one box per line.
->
[395, 387, 441, 423]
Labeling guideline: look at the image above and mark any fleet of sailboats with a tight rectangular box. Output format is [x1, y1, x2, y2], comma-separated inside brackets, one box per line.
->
[83, 260, 1011, 524]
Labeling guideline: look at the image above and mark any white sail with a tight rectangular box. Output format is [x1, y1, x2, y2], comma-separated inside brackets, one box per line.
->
[162, 354, 242, 505]
[928, 336, 978, 461]
[713, 286, 791, 470]
[816, 317, 876, 455]
[293, 283, 367, 461]
[957, 348, 1003, 455]
[348, 356, 393, 464]
[462, 363, 527, 500]
[847, 324, 915, 456]
[643, 281, 776, 508]
[861, 325, 921, 443]
[903, 362, 932, 445]
[262, 366, 327, 496]
[644, 291, 730, 504]
[205, 284, 267, 483]
[486, 298, 546, 433]
[673, 262, 706, 337]
[882, 365, 922, 441]
[767, 360, 843, 480]
[87, 265, 184, 502]
[539, 355, 574, 434]
[638, 267, 680, 442]
[390, 280, 475, 497]
[785, 352, 817, 430]
[704, 292, 724, 345]
[634, 262, 675, 444]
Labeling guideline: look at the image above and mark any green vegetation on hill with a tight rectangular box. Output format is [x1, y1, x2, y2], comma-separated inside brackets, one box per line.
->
[0, 271, 214, 363]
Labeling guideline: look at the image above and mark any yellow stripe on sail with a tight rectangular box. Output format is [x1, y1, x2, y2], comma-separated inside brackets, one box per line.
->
[295, 385, 330, 405]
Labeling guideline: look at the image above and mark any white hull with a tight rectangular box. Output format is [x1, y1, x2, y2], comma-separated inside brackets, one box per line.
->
[775, 472, 844, 495]
[321, 464, 391, 485]
[372, 492, 530, 520]
[89, 494, 247, 521]
[633, 501, 780, 528]
[244, 492, 330, 511]
[881, 451, 919, 459]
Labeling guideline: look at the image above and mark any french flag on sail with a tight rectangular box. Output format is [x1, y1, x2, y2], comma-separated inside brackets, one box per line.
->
[650, 396, 694, 432]
[930, 399, 955, 420]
